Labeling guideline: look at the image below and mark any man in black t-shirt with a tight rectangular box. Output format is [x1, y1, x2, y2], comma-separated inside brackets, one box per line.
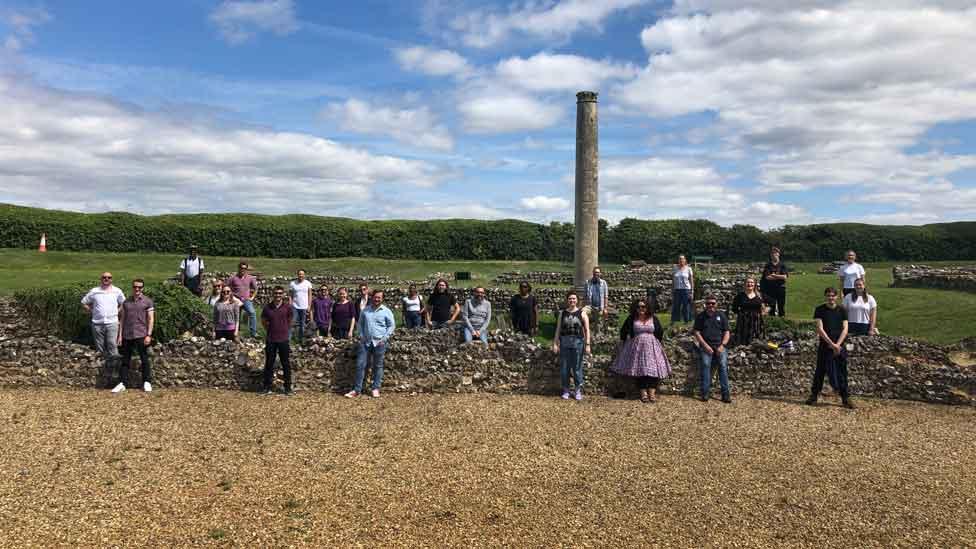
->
[426, 278, 459, 329]
[808, 287, 854, 408]
[693, 295, 732, 403]
[761, 247, 789, 317]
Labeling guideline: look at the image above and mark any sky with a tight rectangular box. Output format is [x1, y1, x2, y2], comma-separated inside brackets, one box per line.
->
[1, 0, 975, 228]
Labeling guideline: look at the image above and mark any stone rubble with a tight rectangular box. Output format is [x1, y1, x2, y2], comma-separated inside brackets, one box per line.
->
[891, 264, 976, 293]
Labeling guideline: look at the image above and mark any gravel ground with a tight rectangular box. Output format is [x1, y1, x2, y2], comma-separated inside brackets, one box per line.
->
[1, 389, 974, 548]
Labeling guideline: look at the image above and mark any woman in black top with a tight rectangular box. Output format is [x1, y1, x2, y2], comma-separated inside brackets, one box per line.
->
[509, 281, 538, 336]
[731, 277, 766, 346]
[552, 291, 590, 401]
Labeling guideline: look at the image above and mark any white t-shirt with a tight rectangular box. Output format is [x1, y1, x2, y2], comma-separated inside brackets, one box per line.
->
[290, 280, 313, 310]
[180, 256, 204, 278]
[401, 295, 422, 312]
[673, 266, 694, 290]
[838, 262, 865, 289]
[81, 285, 126, 325]
[843, 294, 877, 324]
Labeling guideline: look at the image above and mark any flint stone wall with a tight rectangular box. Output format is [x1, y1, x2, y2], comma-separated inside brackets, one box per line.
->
[891, 265, 976, 293]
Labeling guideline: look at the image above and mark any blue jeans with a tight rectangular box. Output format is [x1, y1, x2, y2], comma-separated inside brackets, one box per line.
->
[699, 347, 729, 398]
[292, 308, 307, 340]
[241, 299, 257, 337]
[404, 311, 422, 329]
[354, 341, 387, 392]
[464, 325, 489, 343]
[672, 289, 693, 322]
[559, 335, 584, 391]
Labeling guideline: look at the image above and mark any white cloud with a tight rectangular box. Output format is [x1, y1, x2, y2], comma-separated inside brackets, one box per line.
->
[520, 195, 570, 211]
[0, 76, 446, 215]
[458, 91, 563, 134]
[322, 98, 454, 151]
[1, 7, 51, 52]
[209, 0, 299, 45]
[394, 45, 471, 77]
[450, 0, 647, 48]
[378, 202, 510, 220]
[615, 4, 976, 194]
[495, 53, 637, 92]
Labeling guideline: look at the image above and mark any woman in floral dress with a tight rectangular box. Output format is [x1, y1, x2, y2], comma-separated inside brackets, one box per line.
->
[611, 298, 671, 403]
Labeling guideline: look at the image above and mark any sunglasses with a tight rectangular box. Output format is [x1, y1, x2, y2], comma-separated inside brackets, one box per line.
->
[101, 276, 112, 280]
[706, 302, 717, 306]
[133, 285, 144, 290]
[221, 289, 231, 293]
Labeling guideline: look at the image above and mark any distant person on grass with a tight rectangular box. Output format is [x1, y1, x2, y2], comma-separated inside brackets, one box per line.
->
[426, 278, 459, 329]
[509, 282, 538, 336]
[82, 272, 125, 386]
[693, 295, 732, 403]
[212, 285, 243, 341]
[761, 247, 789, 316]
[731, 277, 766, 346]
[114, 279, 155, 393]
[552, 291, 590, 401]
[226, 262, 258, 338]
[808, 287, 855, 409]
[260, 286, 293, 396]
[838, 250, 866, 297]
[311, 285, 334, 337]
[462, 287, 492, 343]
[671, 255, 694, 323]
[843, 279, 877, 337]
[289, 269, 313, 342]
[346, 289, 395, 399]
[400, 284, 425, 329]
[330, 287, 356, 339]
[612, 297, 670, 403]
[179, 245, 205, 296]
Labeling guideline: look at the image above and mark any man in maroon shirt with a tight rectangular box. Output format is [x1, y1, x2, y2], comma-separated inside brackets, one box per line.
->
[226, 262, 258, 338]
[114, 279, 155, 393]
[260, 286, 294, 395]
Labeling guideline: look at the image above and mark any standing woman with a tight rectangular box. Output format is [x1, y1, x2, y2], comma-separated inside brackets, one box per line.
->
[838, 250, 866, 297]
[330, 287, 357, 339]
[206, 279, 223, 307]
[611, 298, 671, 403]
[731, 277, 766, 346]
[843, 279, 877, 336]
[401, 284, 425, 329]
[212, 286, 243, 341]
[551, 291, 590, 401]
[509, 282, 538, 336]
[671, 255, 694, 323]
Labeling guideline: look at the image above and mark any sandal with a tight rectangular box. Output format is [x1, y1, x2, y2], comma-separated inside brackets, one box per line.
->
[648, 389, 658, 403]
[639, 390, 650, 403]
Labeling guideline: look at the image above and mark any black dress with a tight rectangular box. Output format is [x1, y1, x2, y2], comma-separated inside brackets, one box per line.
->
[731, 292, 766, 345]
[509, 294, 537, 335]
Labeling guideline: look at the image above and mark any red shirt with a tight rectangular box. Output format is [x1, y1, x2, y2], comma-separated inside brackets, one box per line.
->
[261, 302, 293, 343]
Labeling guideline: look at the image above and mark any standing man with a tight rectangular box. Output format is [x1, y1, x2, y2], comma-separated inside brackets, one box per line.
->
[260, 286, 294, 395]
[693, 295, 732, 403]
[226, 262, 258, 338]
[354, 283, 370, 320]
[462, 287, 492, 343]
[82, 272, 125, 387]
[346, 289, 395, 398]
[114, 279, 155, 393]
[289, 269, 313, 342]
[585, 266, 609, 331]
[761, 247, 789, 317]
[807, 287, 855, 409]
[179, 245, 205, 296]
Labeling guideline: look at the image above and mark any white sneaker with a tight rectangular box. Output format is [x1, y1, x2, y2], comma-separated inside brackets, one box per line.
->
[143, 382, 152, 393]
[370, 389, 381, 398]
[111, 383, 126, 393]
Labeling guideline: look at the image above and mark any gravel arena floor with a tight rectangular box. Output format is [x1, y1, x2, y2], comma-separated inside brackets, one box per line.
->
[1, 390, 974, 548]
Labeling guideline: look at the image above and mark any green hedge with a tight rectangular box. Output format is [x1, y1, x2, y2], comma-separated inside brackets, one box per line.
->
[3, 203, 975, 262]
[14, 283, 211, 344]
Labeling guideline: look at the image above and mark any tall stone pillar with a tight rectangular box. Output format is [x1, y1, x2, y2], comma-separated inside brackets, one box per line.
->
[574, 91, 599, 293]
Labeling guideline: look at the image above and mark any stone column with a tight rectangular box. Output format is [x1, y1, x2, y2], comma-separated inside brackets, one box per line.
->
[574, 91, 599, 293]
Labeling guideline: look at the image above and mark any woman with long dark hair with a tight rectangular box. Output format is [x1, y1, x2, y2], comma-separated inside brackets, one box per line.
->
[731, 277, 766, 345]
[509, 281, 538, 336]
[611, 297, 671, 403]
[843, 278, 877, 336]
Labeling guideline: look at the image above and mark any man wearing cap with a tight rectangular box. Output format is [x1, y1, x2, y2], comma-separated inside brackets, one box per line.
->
[226, 262, 259, 338]
[179, 246, 205, 296]
[82, 272, 125, 384]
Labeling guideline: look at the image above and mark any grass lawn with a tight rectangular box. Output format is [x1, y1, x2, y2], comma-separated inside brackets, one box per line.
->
[2, 249, 974, 345]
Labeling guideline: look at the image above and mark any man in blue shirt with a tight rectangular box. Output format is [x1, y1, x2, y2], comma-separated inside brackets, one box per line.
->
[346, 289, 395, 398]
[585, 267, 609, 333]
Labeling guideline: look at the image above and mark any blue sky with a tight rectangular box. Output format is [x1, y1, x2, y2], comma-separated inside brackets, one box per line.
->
[2, 0, 975, 228]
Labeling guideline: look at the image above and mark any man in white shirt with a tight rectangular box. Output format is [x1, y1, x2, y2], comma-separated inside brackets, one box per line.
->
[81, 272, 126, 380]
[179, 245, 205, 296]
[289, 269, 313, 341]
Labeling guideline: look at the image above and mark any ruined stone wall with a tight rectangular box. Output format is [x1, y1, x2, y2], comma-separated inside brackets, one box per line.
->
[891, 265, 976, 293]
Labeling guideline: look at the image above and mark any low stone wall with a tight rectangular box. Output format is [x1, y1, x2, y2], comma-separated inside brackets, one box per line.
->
[891, 265, 976, 293]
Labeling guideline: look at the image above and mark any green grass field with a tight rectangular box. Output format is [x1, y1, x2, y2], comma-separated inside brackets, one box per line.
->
[2, 249, 974, 345]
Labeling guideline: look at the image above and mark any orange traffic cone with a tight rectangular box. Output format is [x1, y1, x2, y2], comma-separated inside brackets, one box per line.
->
[38, 233, 47, 252]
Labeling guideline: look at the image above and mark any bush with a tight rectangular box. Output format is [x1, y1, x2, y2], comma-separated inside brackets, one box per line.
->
[14, 283, 211, 344]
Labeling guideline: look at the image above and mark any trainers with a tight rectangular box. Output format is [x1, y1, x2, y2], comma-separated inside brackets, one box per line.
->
[344, 390, 359, 398]
[699, 395, 709, 402]
[561, 391, 570, 400]
[283, 389, 295, 397]
[143, 382, 152, 393]
[721, 396, 732, 404]
[111, 383, 126, 394]
[574, 389, 583, 401]
[805, 396, 817, 406]
[259, 388, 274, 396]
[370, 389, 380, 398]
[842, 399, 856, 410]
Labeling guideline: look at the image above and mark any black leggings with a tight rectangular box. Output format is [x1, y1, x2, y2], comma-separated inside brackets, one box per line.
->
[120, 338, 152, 384]
[636, 376, 660, 390]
